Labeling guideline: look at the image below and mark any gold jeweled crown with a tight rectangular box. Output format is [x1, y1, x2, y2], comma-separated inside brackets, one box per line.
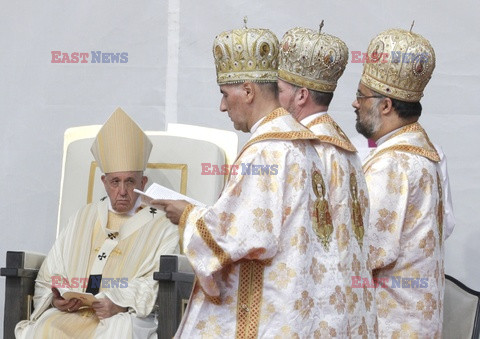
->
[278, 26, 349, 93]
[361, 28, 436, 102]
[213, 24, 279, 85]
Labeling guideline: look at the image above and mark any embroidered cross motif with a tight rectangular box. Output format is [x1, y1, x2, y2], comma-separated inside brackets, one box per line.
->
[149, 207, 157, 216]
[107, 232, 118, 240]
[98, 252, 107, 260]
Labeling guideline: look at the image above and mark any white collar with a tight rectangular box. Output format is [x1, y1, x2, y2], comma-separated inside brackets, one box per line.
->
[376, 127, 402, 146]
[250, 116, 266, 134]
[107, 196, 142, 216]
[300, 111, 327, 125]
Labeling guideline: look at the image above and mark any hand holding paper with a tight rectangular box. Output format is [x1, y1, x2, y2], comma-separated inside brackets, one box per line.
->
[51, 287, 96, 313]
[135, 183, 205, 224]
[152, 199, 191, 225]
[134, 183, 205, 208]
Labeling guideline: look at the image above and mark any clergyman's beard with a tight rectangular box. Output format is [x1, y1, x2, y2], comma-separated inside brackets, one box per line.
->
[356, 105, 382, 139]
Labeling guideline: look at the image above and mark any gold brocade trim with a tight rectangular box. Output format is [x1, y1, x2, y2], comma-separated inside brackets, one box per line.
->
[238, 131, 316, 161]
[217, 72, 278, 85]
[436, 172, 444, 246]
[361, 73, 424, 103]
[235, 261, 265, 339]
[316, 135, 356, 153]
[178, 204, 195, 253]
[312, 170, 333, 250]
[189, 278, 221, 305]
[306, 114, 357, 152]
[196, 218, 231, 267]
[363, 144, 440, 171]
[389, 122, 432, 147]
[279, 69, 336, 92]
[203, 290, 222, 305]
[350, 173, 364, 248]
[258, 107, 289, 127]
[363, 123, 440, 170]
[87, 162, 188, 203]
[232, 108, 316, 166]
[386, 123, 439, 160]
[390, 121, 424, 137]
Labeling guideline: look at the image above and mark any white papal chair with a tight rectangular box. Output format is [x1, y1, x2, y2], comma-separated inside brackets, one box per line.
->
[1, 124, 238, 339]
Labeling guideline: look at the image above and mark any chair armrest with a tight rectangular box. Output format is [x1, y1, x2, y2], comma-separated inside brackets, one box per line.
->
[444, 274, 480, 339]
[1, 251, 46, 339]
[1, 251, 46, 277]
[153, 254, 194, 283]
[154, 255, 194, 339]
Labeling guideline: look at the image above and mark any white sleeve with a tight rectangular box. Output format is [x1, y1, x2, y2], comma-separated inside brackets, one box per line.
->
[433, 144, 456, 239]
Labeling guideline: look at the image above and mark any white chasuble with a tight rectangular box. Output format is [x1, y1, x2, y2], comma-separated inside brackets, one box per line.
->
[15, 199, 179, 339]
[303, 112, 378, 337]
[363, 122, 445, 338]
[175, 108, 375, 338]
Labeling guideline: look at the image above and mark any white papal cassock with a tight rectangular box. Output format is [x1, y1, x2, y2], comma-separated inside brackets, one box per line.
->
[363, 122, 445, 338]
[175, 108, 376, 338]
[302, 112, 378, 337]
[15, 198, 179, 339]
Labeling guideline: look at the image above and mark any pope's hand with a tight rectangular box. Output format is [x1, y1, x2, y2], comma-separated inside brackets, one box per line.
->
[51, 287, 83, 313]
[92, 297, 127, 319]
[150, 199, 189, 225]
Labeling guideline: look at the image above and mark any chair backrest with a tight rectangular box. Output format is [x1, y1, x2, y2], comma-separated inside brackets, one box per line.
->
[56, 125, 238, 237]
[444, 274, 480, 339]
[166, 123, 239, 167]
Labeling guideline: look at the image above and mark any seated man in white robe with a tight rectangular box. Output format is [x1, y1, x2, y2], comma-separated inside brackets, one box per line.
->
[15, 108, 179, 339]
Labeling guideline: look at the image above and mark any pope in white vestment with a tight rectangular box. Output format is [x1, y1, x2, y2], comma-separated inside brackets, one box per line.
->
[15, 199, 179, 338]
[15, 108, 180, 338]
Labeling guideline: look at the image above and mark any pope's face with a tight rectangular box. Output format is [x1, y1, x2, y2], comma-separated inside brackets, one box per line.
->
[102, 171, 147, 213]
[219, 84, 249, 132]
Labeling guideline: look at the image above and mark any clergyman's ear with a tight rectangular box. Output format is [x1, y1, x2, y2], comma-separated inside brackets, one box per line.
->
[243, 81, 255, 103]
[381, 97, 393, 115]
[297, 87, 309, 106]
